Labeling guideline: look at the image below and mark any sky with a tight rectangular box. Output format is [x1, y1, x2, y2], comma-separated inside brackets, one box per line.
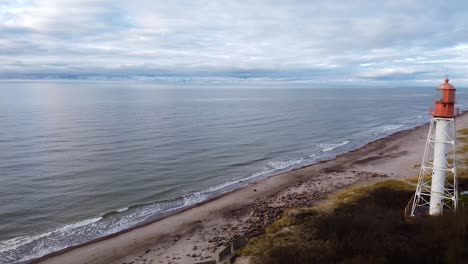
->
[0, 0, 467, 86]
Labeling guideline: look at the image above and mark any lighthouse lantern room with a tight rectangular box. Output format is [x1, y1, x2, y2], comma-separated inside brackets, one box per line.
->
[410, 78, 458, 216]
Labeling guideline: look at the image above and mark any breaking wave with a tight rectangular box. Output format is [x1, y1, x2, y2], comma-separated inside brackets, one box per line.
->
[319, 140, 350, 152]
[373, 124, 404, 134]
[0, 217, 103, 263]
[0, 156, 307, 264]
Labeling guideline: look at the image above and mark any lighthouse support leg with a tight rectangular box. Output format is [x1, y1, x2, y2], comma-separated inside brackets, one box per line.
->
[429, 119, 450, 215]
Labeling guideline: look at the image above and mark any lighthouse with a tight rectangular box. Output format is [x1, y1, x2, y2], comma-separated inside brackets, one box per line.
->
[410, 78, 458, 216]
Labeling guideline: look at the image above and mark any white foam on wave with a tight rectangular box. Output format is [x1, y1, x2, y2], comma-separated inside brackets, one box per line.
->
[178, 157, 306, 206]
[116, 207, 129, 213]
[374, 124, 404, 133]
[182, 192, 209, 207]
[191, 157, 305, 199]
[251, 158, 304, 178]
[205, 180, 239, 193]
[0, 216, 102, 255]
[269, 158, 305, 170]
[220, 158, 304, 188]
[319, 140, 349, 152]
[0, 156, 302, 263]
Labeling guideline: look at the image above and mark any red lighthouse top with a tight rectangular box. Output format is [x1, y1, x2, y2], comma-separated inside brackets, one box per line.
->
[432, 78, 456, 118]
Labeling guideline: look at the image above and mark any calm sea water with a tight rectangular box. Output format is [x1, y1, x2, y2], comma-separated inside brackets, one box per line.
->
[1, 82, 467, 263]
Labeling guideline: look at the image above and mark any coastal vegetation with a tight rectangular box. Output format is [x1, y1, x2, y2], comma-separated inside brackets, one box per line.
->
[240, 129, 468, 264]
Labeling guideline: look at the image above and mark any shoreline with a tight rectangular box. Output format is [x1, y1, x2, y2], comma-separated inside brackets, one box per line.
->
[31, 113, 468, 264]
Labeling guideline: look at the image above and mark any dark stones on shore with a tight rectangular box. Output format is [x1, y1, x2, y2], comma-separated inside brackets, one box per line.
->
[355, 171, 388, 178]
[209, 170, 390, 249]
[215, 189, 330, 245]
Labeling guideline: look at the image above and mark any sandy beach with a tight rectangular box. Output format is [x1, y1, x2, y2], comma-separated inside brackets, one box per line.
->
[32, 112, 468, 264]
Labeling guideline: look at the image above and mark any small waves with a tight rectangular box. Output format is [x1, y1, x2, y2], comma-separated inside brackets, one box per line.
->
[203, 157, 306, 191]
[319, 140, 350, 152]
[373, 124, 404, 134]
[117, 207, 129, 213]
[0, 217, 103, 263]
[0, 156, 307, 264]
[0, 217, 102, 254]
[247, 158, 305, 180]
[267, 158, 305, 171]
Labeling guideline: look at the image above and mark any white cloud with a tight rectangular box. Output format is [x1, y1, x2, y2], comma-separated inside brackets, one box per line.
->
[359, 68, 425, 79]
[0, 0, 467, 85]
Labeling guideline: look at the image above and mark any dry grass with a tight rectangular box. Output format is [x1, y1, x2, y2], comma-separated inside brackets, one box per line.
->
[240, 127, 468, 264]
[242, 179, 468, 264]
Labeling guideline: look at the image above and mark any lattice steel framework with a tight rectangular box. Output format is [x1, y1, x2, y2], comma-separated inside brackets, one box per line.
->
[410, 117, 458, 216]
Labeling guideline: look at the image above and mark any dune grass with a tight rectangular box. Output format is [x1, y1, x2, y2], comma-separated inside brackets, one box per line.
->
[242, 179, 468, 264]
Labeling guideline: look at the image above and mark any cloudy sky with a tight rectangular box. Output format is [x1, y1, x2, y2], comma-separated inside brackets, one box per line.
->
[1, 0, 467, 86]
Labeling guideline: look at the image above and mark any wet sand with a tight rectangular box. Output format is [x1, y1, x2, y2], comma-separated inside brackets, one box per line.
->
[33, 113, 468, 264]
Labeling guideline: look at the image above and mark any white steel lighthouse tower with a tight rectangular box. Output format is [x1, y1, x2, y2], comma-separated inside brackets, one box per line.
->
[410, 78, 458, 216]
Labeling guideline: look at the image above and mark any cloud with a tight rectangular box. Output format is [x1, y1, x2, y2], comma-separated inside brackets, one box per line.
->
[0, 0, 467, 85]
[358, 68, 429, 80]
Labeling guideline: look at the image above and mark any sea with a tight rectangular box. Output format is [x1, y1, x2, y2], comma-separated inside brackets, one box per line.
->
[0, 82, 467, 263]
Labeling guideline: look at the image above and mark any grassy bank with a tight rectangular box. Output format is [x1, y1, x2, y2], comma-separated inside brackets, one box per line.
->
[240, 129, 468, 264]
